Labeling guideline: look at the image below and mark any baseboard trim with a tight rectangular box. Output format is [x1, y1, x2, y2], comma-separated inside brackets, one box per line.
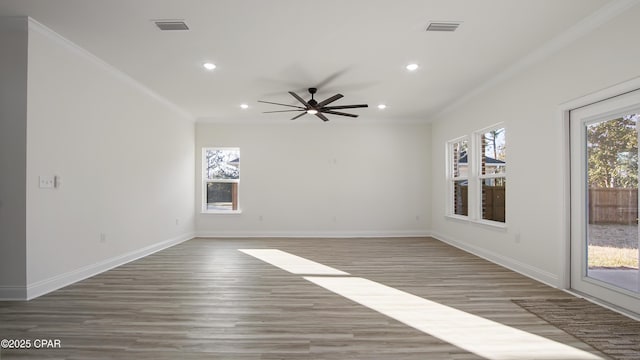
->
[0, 286, 28, 301]
[195, 230, 431, 238]
[430, 231, 560, 288]
[24, 232, 195, 300]
[11, 231, 557, 300]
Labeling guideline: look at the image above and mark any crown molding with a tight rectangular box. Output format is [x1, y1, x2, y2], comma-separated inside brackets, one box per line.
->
[27, 17, 194, 122]
[433, 0, 640, 120]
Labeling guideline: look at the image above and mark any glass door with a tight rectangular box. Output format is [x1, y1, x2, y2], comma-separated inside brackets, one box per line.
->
[570, 89, 640, 315]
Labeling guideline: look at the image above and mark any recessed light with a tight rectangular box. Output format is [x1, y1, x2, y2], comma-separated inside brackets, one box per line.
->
[240, 104, 249, 109]
[203, 62, 216, 70]
[406, 63, 419, 71]
[377, 104, 387, 110]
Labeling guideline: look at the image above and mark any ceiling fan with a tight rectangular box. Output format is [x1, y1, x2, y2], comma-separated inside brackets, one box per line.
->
[258, 88, 368, 121]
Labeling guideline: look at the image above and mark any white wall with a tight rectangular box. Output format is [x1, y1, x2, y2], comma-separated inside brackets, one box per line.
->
[430, 4, 640, 286]
[24, 20, 195, 298]
[0, 17, 28, 299]
[8, 2, 635, 301]
[196, 122, 431, 237]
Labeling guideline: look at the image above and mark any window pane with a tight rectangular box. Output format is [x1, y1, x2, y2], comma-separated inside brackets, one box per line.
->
[482, 178, 505, 222]
[206, 182, 238, 211]
[452, 140, 468, 178]
[482, 128, 506, 175]
[586, 114, 638, 189]
[586, 113, 639, 292]
[205, 149, 240, 180]
[453, 180, 468, 216]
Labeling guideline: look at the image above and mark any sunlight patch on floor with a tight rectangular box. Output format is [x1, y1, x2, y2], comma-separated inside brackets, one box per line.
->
[305, 276, 601, 360]
[240, 248, 602, 360]
[239, 249, 349, 275]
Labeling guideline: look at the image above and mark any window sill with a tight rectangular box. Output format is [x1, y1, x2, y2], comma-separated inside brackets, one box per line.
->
[445, 215, 507, 230]
[201, 210, 243, 215]
[471, 219, 507, 230]
[445, 214, 470, 223]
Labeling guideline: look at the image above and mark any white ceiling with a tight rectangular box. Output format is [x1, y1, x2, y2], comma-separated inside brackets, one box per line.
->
[0, 0, 613, 123]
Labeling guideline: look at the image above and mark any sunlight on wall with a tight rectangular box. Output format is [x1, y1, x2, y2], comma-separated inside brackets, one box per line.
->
[240, 248, 603, 360]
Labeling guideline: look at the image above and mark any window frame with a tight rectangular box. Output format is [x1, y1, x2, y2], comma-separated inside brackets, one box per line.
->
[446, 136, 470, 220]
[446, 124, 507, 228]
[474, 124, 507, 226]
[201, 147, 241, 214]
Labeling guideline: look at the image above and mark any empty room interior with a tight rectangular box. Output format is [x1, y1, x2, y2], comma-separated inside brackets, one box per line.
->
[2, 0, 640, 358]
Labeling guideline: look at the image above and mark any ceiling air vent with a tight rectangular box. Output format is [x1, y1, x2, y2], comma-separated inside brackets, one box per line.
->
[426, 22, 461, 32]
[154, 20, 189, 31]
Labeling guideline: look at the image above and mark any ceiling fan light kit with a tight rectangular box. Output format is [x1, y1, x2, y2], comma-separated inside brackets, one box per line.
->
[259, 87, 368, 122]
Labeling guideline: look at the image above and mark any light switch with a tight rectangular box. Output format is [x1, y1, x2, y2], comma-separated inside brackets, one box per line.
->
[39, 175, 55, 189]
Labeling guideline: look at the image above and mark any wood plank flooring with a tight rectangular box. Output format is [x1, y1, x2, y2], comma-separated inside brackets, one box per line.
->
[0, 237, 611, 359]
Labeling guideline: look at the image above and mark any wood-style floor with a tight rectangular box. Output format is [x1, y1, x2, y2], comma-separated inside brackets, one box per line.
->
[0, 237, 609, 359]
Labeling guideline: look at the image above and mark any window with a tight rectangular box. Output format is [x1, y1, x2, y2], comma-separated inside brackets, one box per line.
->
[448, 137, 469, 217]
[478, 127, 506, 223]
[202, 148, 240, 213]
[446, 125, 506, 225]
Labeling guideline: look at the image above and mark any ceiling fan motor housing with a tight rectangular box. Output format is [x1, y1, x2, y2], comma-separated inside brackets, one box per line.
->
[307, 88, 318, 106]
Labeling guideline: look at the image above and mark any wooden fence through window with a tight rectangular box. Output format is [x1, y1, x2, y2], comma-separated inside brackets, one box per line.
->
[483, 186, 505, 222]
[589, 188, 638, 225]
[453, 185, 505, 222]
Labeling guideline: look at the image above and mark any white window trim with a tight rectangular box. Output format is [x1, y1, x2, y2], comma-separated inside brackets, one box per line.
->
[473, 123, 506, 227]
[446, 136, 469, 220]
[473, 218, 508, 230]
[445, 124, 507, 229]
[202, 147, 242, 214]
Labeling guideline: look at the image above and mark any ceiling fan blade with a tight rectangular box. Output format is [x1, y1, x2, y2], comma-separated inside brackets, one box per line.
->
[289, 91, 310, 107]
[322, 104, 368, 110]
[258, 100, 305, 109]
[316, 94, 344, 108]
[315, 113, 330, 122]
[291, 112, 307, 120]
[315, 68, 350, 89]
[322, 110, 359, 118]
[263, 110, 306, 113]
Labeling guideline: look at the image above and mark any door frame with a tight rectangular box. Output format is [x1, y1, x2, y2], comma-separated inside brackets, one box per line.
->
[560, 76, 640, 290]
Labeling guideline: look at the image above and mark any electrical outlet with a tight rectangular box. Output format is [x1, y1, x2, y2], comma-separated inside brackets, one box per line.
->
[39, 175, 55, 189]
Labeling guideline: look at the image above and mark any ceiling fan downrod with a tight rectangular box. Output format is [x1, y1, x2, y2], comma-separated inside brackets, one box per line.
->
[307, 88, 318, 107]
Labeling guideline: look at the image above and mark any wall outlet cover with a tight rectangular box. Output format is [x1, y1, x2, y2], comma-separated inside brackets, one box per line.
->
[39, 175, 55, 189]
